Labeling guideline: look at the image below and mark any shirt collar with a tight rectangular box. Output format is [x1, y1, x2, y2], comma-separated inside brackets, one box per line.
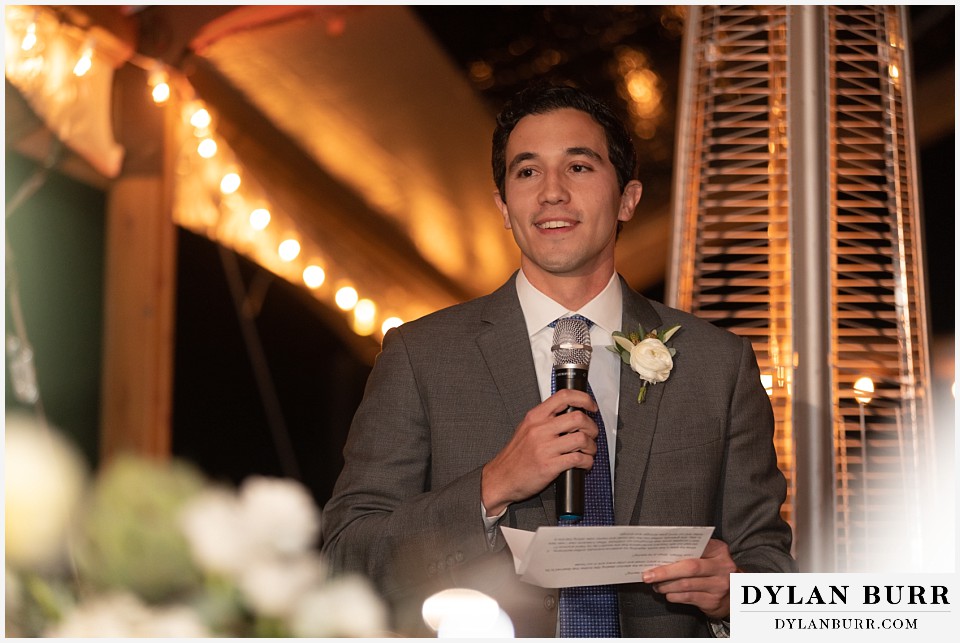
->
[515, 269, 622, 337]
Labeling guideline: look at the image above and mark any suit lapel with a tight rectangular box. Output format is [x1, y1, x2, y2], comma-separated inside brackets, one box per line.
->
[614, 279, 666, 524]
[474, 276, 551, 520]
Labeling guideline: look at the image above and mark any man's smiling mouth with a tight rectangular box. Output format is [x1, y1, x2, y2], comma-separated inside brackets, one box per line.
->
[536, 220, 575, 229]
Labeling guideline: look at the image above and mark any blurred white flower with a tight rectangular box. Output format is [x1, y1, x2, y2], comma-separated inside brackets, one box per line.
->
[239, 476, 320, 556]
[238, 552, 325, 617]
[290, 574, 389, 637]
[46, 592, 211, 637]
[179, 487, 250, 576]
[4, 414, 87, 570]
[46, 593, 139, 637]
[180, 476, 321, 581]
[131, 604, 212, 637]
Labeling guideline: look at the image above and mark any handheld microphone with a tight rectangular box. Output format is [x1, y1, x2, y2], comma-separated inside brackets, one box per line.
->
[551, 317, 592, 522]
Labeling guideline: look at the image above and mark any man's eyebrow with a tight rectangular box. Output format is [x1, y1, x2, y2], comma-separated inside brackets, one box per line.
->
[507, 147, 603, 173]
[566, 146, 603, 161]
[507, 151, 537, 174]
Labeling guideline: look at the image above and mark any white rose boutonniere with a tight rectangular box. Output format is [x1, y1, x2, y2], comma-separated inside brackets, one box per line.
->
[607, 324, 680, 403]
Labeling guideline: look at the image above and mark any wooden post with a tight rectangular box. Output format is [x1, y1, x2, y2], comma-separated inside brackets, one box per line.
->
[99, 64, 176, 462]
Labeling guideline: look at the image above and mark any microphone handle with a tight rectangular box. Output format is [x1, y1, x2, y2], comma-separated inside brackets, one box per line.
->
[554, 366, 588, 521]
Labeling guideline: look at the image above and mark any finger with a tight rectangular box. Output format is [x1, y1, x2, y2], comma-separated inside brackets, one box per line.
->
[660, 588, 716, 602]
[557, 449, 595, 472]
[545, 388, 598, 414]
[643, 541, 735, 584]
[651, 573, 728, 596]
[555, 429, 598, 457]
[552, 410, 599, 438]
[521, 393, 582, 426]
[643, 558, 702, 584]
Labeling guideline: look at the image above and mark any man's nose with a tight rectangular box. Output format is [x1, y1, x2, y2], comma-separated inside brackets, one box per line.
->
[538, 170, 570, 205]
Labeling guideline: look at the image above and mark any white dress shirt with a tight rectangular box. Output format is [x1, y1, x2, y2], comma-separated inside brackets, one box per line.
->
[515, 269, 622, 485]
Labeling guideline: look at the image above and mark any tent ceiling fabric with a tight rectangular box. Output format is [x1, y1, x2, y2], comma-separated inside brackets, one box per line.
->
[197, 6, 519, 304]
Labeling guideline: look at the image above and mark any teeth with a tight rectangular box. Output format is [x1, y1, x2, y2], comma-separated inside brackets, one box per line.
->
[537, 220, 573, 229]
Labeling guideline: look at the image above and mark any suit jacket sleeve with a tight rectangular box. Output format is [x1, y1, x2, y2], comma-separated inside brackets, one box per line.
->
[721, 336, 795, 573]
[320, 325, 494, 603]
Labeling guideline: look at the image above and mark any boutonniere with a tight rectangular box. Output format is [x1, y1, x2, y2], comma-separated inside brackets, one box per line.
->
[607, 324, 681, 403]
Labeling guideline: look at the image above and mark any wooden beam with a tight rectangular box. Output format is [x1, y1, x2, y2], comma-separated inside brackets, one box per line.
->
[99, 65, 178, 462]
[99, 174, 177, 461]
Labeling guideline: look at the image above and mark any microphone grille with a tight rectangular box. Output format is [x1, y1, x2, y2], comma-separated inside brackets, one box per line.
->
[551, 317, 592, 368]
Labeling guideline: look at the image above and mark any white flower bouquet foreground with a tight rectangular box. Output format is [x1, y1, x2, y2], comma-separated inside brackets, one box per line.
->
[4, 414, 388, 638]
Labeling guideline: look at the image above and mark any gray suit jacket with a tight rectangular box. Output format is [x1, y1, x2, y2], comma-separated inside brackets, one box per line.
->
[322, 275, 795, 637]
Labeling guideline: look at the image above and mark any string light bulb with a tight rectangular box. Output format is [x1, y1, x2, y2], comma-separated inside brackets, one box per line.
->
[303, 265, 325, 289]
[278, 239, 301, 262]
[354, 298, 376, 321]
[73, 45, 93, 77]
[249, 208, 270, 230]
[149, 69, 170, 104]
[151, 81, 170, 104]
[381, 317, 403, 335]
[220, 172, 241, 194]
[353, 299, 377, 336]
[335, 286, 359, 311]
[190, 106, 212, 130]
[197, 138, 217, 159]
[21, 21, 37, 51]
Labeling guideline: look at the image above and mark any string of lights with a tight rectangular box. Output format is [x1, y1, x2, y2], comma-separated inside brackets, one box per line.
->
[5, 5, 406, 342]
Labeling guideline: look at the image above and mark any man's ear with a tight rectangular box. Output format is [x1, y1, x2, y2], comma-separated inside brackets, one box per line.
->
[494, 190, 512, 230]
[617, 180, 643, 222]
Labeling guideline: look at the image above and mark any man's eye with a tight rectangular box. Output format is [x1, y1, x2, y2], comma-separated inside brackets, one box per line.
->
[571, 164, 590, 172]
[517, 168, 535, 178]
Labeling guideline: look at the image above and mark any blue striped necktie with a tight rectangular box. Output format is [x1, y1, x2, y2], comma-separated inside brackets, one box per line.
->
[550, 315, 620, 637]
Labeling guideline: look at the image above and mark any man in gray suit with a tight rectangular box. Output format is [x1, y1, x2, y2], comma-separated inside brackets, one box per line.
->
[322, 84, 795, 637]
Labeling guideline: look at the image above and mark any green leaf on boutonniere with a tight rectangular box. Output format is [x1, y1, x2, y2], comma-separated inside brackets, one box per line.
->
[638, 384, 648, 404]
[660, 324, 681, 343]
[612, 334, 635, 353]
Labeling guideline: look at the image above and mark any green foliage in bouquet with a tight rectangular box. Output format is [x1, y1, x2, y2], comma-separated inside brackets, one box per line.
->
[72, 455, 206, 602]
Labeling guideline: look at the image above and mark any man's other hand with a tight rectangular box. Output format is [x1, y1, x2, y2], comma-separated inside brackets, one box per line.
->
[642, 539, 737, 619]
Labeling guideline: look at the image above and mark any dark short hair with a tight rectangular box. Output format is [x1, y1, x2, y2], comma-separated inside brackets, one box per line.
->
[492, 83, 638, 201]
